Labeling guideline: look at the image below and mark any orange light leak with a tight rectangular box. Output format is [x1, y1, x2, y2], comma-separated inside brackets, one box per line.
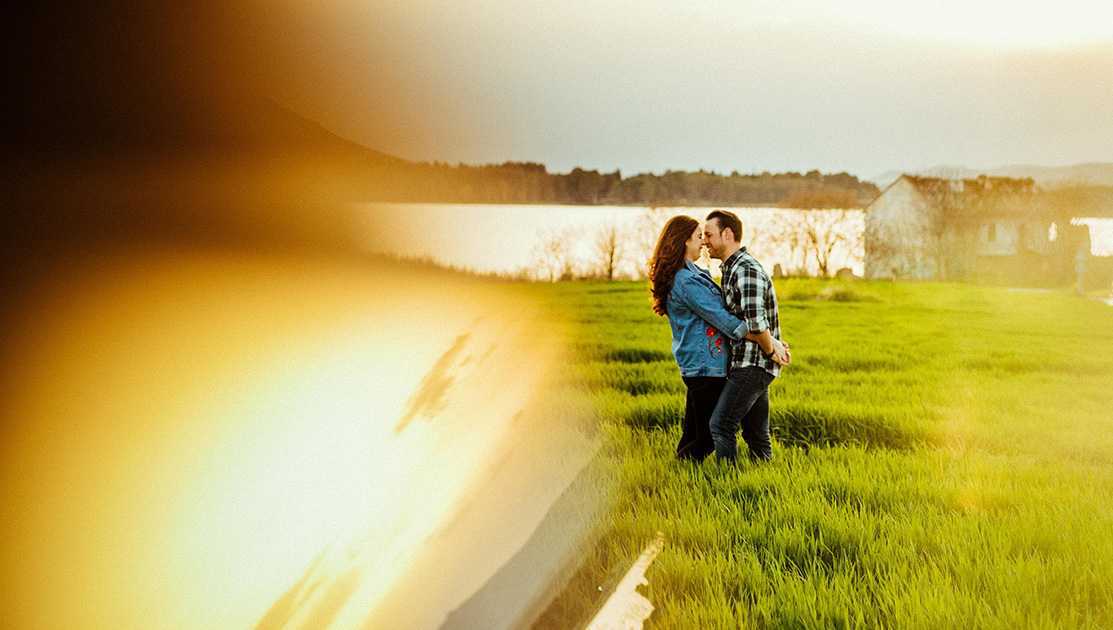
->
[0, 252, 583, 630]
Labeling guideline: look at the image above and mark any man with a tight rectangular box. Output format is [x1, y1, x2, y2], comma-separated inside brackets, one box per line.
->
[703, 209, 789, 461]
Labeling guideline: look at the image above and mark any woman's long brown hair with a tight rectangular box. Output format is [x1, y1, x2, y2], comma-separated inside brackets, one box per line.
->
[648, 215, 698, 316]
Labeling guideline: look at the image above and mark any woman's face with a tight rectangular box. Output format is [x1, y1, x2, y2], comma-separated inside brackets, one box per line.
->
[685, 224, 703, 262]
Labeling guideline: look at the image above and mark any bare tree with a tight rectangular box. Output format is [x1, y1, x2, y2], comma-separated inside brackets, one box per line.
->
[533, 227, 579, 282]
[630, 207, 669, 279]
[773, 189, 864, 276]
[591, 222, 626, 280]
[757, 209, 861, 276]
[864, 219, 905, 278]
[756, 211, 808, 275]
[802, 209, 858, 276]
[910, 176, 966, 279]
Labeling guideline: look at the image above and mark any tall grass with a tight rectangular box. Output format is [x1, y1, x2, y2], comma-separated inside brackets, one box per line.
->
[528, 279, 1113, 629]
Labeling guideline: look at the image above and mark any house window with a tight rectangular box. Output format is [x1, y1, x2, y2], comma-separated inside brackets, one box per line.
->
[987, 222, 996, 243]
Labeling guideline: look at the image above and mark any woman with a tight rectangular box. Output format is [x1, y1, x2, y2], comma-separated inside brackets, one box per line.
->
[649, 215, 749, 461]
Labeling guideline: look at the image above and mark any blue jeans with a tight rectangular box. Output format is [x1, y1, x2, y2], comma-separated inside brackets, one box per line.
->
[709, 366, 775, 461]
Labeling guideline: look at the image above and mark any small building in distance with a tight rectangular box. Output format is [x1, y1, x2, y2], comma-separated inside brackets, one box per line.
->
[863, 174, 1090, 285]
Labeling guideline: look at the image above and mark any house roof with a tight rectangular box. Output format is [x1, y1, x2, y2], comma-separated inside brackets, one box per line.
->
[866, 173, 1045, 220]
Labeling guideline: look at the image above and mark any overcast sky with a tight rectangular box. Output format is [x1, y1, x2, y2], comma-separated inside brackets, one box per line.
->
[271, 0, 1113, 179]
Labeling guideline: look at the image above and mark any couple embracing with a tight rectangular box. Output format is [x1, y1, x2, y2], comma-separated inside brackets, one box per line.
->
[648, 210, 791, 463]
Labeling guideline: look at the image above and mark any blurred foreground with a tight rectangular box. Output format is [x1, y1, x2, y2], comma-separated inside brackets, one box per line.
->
[0, 251, 599, 630]
[2, 4, 601, 623]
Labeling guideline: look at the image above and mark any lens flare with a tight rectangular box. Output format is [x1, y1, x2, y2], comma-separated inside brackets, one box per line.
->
[0, 253, 593, 630]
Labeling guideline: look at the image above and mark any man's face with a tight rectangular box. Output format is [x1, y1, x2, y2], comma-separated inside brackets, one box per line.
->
[703, 219, 727, 260]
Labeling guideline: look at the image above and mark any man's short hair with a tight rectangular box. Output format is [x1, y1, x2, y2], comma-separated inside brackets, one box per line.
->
[706, 209, 742, 243]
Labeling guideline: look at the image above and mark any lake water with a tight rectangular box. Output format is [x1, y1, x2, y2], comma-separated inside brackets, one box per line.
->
[361, 203, 866, 278]
[362, 203, 1113, 280]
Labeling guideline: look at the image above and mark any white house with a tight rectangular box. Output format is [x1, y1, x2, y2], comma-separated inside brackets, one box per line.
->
[864, 174, 1056, 280]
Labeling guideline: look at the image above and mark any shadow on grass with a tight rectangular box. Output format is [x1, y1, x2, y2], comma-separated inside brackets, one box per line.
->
[573, 363, 684, 397]
[570, 344, 673, 364]
[597, 392, 928, 451]
[602, 375, 679, 396]
[801, 354, 913, 373]
[604, 347, 674, 363]
[597, 392, 683, 431]
[772, 402, 930, 450]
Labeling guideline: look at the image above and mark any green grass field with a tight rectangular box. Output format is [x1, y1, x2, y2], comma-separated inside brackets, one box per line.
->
[529, 279, 1113, 629]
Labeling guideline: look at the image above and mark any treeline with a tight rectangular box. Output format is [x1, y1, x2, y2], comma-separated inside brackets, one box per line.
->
[363, 160, 880, 207]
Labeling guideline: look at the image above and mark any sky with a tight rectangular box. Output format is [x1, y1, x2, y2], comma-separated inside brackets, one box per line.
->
[167, 1, 1113, 179]
[23, 0, 1095, 182]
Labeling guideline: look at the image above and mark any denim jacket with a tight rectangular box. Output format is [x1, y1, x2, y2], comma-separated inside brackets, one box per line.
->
[666, 260, 748, 377]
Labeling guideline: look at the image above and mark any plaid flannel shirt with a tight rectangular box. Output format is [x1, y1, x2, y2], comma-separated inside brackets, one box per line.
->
[721, 248, 781, 377]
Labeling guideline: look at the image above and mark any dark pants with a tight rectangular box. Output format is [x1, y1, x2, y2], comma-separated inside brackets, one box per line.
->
[677, 376, 726, 461]
[709, 366, 775, 461]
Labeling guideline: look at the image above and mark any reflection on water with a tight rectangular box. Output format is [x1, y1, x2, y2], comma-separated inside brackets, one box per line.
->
[0, 253, 594, 630]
